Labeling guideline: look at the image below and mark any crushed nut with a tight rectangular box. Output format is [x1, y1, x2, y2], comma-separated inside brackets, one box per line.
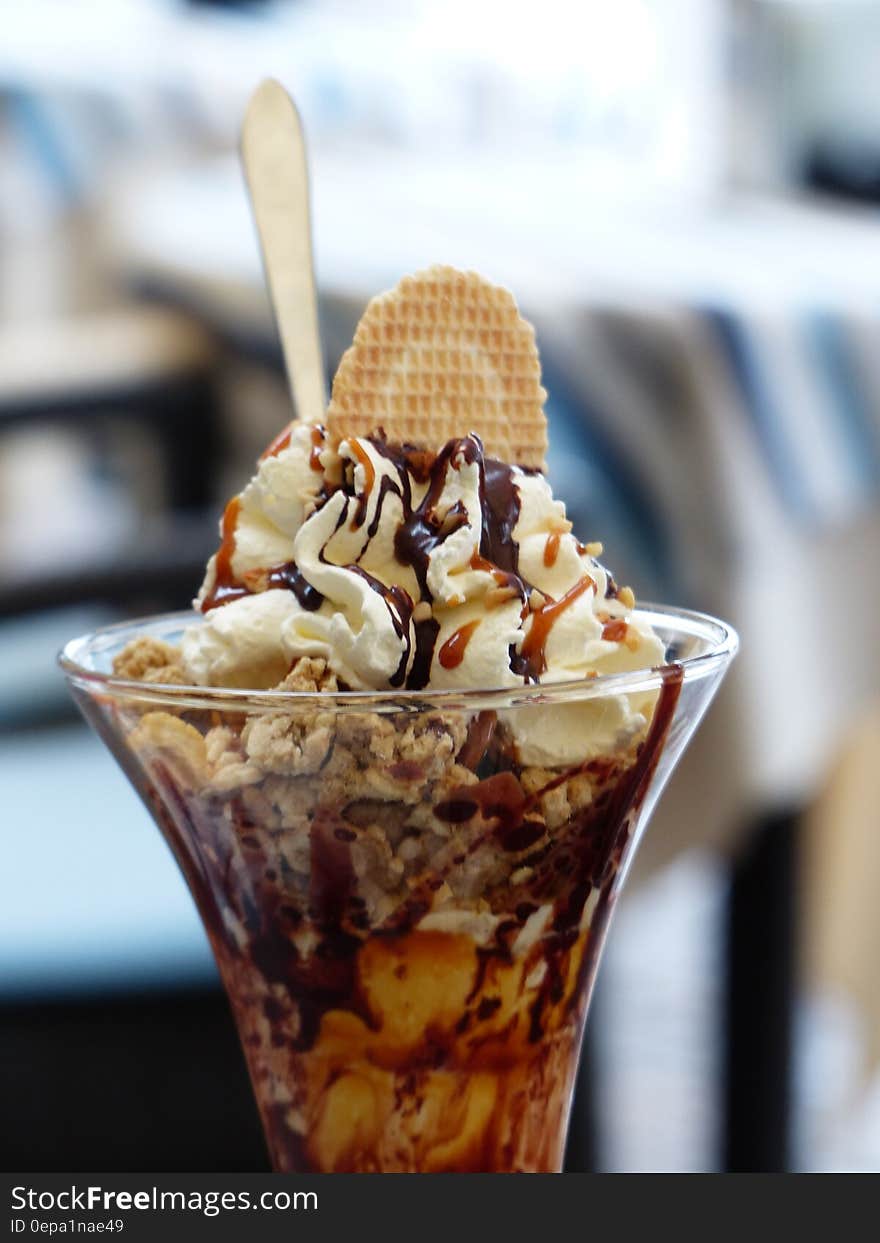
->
[210, 760, 264, 791]
[115, 586, 652, 952]
[129, 712, 208, 787]
[275, 657, 338, 693]
[112, 637, 184, 682]
[617, 585, 635, 609]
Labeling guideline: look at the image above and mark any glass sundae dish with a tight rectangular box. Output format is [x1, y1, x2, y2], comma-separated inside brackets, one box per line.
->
[61, 266, 736, 1172]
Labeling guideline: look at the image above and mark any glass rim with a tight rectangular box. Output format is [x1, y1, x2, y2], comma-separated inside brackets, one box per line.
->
[59, 604, 738, 715]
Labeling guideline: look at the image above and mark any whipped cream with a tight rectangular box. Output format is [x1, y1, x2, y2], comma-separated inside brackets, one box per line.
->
[183, 422, 665, 763]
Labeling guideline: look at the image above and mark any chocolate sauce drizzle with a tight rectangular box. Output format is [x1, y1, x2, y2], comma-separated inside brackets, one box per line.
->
[479, 455, 523, 577]
[201, 431, 539, 688]
[392, 436, 475, 601]
[347, 565, 414, 689]
[408, 617, 441, 691]
[265, 563, 324, 612]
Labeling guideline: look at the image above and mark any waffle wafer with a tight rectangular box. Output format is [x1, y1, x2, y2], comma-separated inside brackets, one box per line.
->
[326, 266, 548, 469]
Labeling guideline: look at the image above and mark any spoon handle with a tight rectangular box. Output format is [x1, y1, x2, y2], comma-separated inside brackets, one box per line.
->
[241, 78, 326, 422]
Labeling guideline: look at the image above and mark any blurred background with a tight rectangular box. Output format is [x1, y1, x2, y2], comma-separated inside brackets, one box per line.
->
[3, 0, 880, 1172]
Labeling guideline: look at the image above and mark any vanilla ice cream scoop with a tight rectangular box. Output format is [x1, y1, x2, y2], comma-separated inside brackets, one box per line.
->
[182, 422, 665, 763]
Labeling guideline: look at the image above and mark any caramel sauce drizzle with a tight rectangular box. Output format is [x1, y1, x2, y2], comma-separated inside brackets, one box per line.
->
[469, 549, 495, 574]
[260, 426, 293, 461]
[202, 496, 247, 612]
[518, 574, 595, 678]
[543, 532, 561, 567]
[469, 549, 523, 595]
[348, 440, 376, 529]
[438, 619, 481, 670]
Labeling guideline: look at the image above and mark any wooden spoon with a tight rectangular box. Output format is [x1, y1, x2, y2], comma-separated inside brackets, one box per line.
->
[240, 78, 326, 422]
